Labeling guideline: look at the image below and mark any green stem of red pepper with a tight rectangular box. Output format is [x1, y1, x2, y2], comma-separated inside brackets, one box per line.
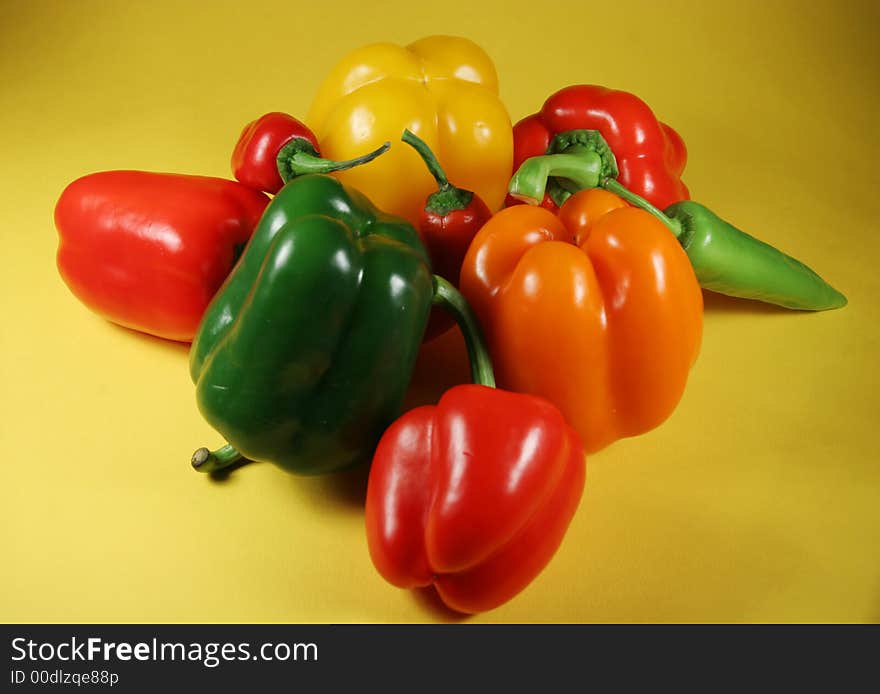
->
[401, 129, 473, 215]
[508, 150, 604, 207]
[276, 140, 390, 185]
[509, 130, 619, 207]
[403, 129, 449, 186]
[431, 275, 496, 388]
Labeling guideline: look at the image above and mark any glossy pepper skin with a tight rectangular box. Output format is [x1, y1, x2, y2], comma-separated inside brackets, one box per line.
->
[366, 385, 585, 614]
[508, 85, 688, 211]
[231, 112, 319, 194]
[307, 35, 513, 225]
[55, 171, 269, 342]
[401, 129, 492, 340]
[460, 190, 703, 454]
[190, 174, 433, 475]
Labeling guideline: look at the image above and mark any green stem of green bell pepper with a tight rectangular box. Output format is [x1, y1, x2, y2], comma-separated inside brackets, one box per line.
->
[431, 275, 496, 388]
[191, 444, 242, 473]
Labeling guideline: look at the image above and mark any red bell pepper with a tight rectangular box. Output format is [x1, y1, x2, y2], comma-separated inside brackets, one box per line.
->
[507, 85, 689, 211]
[365, 277, 585, 613]
[232, 111, 391, 195]
[55, 171, 269, 342]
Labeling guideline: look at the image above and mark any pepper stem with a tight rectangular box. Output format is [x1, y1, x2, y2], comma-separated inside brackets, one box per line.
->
[431, 276, 496, 388]
[277, 140, 390, 184]
[402, 129, 448, 187]
[191, 444, 243, 473]
[401, 129, 474, 216]
[508, 151, 604, 206]
[602, 178, 683, 238]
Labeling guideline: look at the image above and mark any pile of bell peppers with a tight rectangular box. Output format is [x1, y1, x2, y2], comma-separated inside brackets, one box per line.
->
[53, 35, 846, 615]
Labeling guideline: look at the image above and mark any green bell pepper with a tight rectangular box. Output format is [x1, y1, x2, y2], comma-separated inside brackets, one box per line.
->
[189, 174, 433, 475]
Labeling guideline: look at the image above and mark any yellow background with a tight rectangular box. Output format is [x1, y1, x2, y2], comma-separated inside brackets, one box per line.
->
[2, 0, 878, 623]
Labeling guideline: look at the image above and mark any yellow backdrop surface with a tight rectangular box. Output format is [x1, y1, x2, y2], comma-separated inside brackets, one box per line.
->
[2, 0, 878, 623]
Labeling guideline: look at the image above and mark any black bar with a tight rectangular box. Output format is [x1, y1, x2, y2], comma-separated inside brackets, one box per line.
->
[2, 624, 878, 691]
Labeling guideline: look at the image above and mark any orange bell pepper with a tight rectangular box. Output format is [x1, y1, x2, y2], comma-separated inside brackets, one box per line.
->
[459, 188, 703, 454]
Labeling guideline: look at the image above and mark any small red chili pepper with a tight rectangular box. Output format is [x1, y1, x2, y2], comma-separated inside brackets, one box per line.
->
[401, 129, 492, 341]
[232, 112, 319, 194]
[232, 112, 390, 195]
[365, 277, 586, 614]
[55, 171, 270, 342]
[506, 84, 689, 211]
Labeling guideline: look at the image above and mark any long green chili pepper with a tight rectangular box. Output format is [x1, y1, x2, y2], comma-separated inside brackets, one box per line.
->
[508, 131, 847, 311]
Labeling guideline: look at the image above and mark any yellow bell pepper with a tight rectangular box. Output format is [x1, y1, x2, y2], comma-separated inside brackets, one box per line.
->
[307, 36, 513, 225]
